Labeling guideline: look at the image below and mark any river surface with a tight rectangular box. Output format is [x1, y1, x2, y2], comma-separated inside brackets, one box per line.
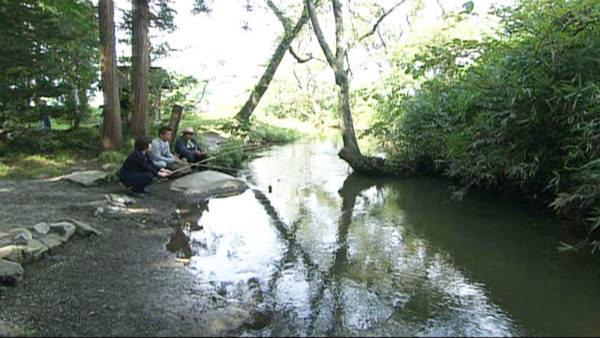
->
[169, 137, 600, 336]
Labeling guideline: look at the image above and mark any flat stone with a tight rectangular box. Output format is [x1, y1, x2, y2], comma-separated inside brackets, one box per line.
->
[0, 245, 23, 263]
[31, 222, 50, 235]
[37, 234, 64, 250]
[21, 239, 49, 262]
[7, 228, 32, 245]
[62, 170, 112, 187]
[0, 259, 24, 285]
[48, 222, 76, 241]
[170, 170, 248, 199]
[63, 219, 101, 236]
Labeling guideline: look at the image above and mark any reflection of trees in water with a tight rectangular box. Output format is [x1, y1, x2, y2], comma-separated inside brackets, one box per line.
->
[166, 200, 210, 259]
[252, 173, 389, 335]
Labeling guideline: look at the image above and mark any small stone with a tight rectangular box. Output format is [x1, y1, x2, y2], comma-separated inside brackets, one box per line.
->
[107, 194, 137, 206]
[0, 259, 24, 285]
[0, 245, 23, 263]
[31, 222, 50, 235]
[48, 222, 76, 241]
[94, 207, 104, 216]
[37, 234, 64, 250]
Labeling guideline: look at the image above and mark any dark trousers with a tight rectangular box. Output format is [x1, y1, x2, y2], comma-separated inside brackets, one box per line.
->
[182, 153, 207, 164]
[120, 171, 154, 192]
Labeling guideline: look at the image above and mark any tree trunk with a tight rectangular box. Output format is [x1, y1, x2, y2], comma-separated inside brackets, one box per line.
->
[235, 5, 309, 123]
[305, 0, 399, 174]
[130, 0, 150, 138]
[168, 105, 183, 150]
[99, 0, 122, 151]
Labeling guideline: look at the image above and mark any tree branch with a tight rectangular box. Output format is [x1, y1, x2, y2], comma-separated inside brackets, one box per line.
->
[266, 0, 292, 31]
[288, 47, 313, 63]
[356, 0, 407, 44]
[332, 0, 345, 66]
[306, 0, 337, 69]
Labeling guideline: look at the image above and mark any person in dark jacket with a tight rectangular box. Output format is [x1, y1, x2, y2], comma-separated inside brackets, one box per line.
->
[120, 136, 172, 194]
[175, 127, 207, 164]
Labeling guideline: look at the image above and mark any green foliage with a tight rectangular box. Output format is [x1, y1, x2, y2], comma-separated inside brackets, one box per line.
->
[219, 118, 302, 144]
[210, 139, 248, 169]
[262, 67, 339, 128]
[4, 128, 100, 156]
[0, 0, 98, 127]
[96, 149, 128, 165]
[370, 0, 600, 250]
[160, 74, 208, 118]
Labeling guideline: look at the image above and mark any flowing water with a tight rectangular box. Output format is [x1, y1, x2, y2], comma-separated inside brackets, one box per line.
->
[168, 137, 600, 336]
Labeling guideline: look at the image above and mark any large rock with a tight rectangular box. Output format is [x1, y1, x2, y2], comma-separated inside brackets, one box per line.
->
[170, 170, 248, 199]
[62, 170, 112, 187]
[0, 259, 24, 285]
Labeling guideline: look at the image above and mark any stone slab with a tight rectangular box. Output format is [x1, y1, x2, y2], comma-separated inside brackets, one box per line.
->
[62, 170, 112, 187]
[48, 222, 76, 240]
[6, 228, 32, 245]
[170, 170, 248, 199]
[0, 259, 24, 285]
[0, 245, 23, 263]
[21, 239, 49, 262]
[37, 234, 64, 250]
[63, 219, 102, 236]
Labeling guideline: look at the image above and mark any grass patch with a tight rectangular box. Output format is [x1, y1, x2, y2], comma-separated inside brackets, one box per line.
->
[0, 115, 308, 179]
[0, 154, 75, 179]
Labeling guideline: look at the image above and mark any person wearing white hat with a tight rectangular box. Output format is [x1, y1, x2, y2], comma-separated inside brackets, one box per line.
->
[175, 127, 207, 165]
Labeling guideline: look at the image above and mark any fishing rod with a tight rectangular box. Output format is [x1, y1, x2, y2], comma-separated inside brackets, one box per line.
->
[171, 144, 264, 175]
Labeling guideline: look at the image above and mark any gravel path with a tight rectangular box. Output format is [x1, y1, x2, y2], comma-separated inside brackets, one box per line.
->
[0, 178, 249, 336]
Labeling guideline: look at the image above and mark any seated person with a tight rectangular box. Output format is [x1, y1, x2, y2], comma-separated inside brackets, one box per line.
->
[150, 126, 182, 169]
[120, 136, 172, 194]
[175, 127, 208, 164]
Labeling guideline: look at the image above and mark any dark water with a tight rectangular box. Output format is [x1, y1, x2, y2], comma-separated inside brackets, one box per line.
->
[169, 137, 600, 336]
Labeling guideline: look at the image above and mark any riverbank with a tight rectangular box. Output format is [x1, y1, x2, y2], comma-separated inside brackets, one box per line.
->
[0, 174, 264, 336]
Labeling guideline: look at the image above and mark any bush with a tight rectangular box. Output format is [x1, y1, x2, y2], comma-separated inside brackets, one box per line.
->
[370, 0, 600, 250]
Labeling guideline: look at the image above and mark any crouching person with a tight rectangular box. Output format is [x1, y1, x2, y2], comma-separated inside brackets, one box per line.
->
[120, 136, 172, 196]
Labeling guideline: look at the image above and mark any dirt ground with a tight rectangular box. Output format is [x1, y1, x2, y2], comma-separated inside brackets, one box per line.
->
[0, 177, 250, 336]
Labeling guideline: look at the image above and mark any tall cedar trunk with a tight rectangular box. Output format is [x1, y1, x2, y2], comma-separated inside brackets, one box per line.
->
[235, 6, 309, 122]
[131, 0, 150, 138]
[99, 0, 122, 150]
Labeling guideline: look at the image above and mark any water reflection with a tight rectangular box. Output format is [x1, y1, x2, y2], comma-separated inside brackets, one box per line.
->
[173, 138, 600, 336]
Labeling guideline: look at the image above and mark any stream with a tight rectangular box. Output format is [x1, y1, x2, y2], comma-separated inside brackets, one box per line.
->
[167, 137, 600, 336]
